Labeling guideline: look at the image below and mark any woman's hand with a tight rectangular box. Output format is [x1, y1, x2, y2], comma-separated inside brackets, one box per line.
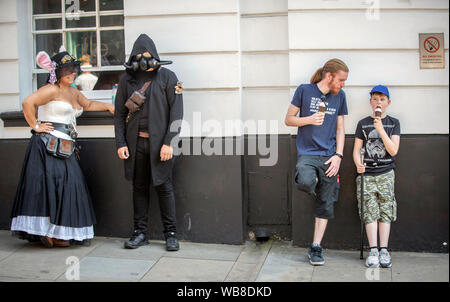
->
[107, 104, 115, 115]
[35, 122, 54, 133]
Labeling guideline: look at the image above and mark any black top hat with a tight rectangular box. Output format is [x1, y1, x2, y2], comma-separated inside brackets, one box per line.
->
[51, 51, 81, 69]
[50, 51, 81, 81]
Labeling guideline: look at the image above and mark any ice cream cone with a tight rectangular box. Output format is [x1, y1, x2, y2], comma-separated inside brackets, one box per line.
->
[318, 102, 326, 113]
[375, 106, 382, 117]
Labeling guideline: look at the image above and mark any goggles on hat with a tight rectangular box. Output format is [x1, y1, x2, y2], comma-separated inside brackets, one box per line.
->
[60, 54, 77, 65]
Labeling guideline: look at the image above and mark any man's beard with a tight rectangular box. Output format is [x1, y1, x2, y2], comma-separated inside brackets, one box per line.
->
[330, 87, 340, 95]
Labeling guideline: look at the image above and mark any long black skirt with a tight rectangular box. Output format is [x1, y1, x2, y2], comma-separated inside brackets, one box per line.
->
[10, 133, 96, 241]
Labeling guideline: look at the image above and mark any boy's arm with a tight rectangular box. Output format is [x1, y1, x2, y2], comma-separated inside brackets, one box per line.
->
[373, 117, 400, 156]
[384, 134, 400, 156]
[353, 137, 365, 174]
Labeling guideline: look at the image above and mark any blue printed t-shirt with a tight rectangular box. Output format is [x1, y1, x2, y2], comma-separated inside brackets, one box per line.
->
[291, 83, 348, 156]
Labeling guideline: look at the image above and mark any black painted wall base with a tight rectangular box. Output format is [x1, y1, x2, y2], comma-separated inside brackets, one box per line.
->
[0, 137, 244, 245]
[0, 135, 448, 252]
[291, 135, 449, 253]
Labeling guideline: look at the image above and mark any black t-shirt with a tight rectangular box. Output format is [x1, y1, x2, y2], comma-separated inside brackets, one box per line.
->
[355, 115, 401, 176]
[135, 70, 157, 132]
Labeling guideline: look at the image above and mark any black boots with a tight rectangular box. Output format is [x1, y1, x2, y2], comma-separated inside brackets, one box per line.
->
[124, 231, 179, 251]
[165, 232, 179, 251]
[124, 233, 149, 249]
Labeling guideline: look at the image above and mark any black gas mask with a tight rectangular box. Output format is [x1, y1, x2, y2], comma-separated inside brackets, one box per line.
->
[124, 52, 172, 72]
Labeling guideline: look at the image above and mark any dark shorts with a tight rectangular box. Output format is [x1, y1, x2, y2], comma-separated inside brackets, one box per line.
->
[294, 155, 340, 219]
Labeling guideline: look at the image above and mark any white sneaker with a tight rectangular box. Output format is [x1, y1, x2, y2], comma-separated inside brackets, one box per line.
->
[365, 249, 380, 268]
[379, 249, 392, 268]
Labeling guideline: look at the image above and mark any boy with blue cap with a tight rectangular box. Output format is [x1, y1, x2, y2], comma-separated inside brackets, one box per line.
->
[352, 85, 400, 268]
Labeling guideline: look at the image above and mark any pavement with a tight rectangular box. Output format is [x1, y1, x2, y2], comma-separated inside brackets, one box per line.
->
[0, 230, 448, 282]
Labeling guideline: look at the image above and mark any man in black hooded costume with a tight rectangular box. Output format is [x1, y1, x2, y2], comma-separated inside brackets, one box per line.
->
[114, 34, 183, 251]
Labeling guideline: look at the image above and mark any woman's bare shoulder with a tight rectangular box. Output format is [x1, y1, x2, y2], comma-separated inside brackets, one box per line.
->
[37, 84, 59, 97]
[69, 86, 86, 102]
[22, 84, 58, 106]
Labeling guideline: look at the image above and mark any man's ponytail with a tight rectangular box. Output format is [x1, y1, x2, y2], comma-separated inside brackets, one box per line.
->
[310, 67, 324, 84]
[310, 59, 349, 84]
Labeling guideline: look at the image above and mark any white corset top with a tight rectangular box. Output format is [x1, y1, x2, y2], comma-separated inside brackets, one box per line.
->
[37, 100, 83, 140]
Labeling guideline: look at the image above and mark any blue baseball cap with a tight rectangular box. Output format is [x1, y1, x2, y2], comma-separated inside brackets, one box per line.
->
[370, 85, 390, 99]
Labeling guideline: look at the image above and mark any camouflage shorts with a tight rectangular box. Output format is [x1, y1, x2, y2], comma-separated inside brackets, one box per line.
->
[356, 169, 397, 224]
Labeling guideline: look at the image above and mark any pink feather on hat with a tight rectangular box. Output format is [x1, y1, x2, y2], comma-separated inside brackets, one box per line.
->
[36, 51, 53, 71]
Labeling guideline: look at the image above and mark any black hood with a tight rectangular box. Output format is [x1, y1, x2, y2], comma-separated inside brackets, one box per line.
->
[125, 34, 160, 75]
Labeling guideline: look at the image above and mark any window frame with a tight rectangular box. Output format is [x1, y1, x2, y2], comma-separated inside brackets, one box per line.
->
[31, 0, 125, 94]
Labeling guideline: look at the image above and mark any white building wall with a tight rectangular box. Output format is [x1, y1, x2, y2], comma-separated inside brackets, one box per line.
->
[288, 0, 449, 134]
[241, 0, 290, 135]
[124, 0, 241, 137]
[0, 0, 448, 139]
[0, 0, 34, 139]
[0, 0, 20, 114]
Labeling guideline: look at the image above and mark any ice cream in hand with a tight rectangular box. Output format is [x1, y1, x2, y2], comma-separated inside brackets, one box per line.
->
[319, 95, 327, 113]
[318, 102, 326, 113]
[375, 106, 382, 117]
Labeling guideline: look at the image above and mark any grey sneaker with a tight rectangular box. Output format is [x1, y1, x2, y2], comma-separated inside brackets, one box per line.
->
[308, 245, 325, 266]
[366, 249, 380, 268]
[379, 249, 392, 268]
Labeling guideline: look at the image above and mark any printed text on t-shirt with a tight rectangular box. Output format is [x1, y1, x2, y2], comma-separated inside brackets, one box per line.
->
[309, 97, 336, 115]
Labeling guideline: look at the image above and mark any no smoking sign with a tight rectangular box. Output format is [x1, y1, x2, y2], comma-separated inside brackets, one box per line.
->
[424, 36, 440, 53]
[419, 33, 445, 69]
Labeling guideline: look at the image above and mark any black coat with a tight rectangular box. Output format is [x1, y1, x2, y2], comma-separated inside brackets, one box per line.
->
[114, 34, 183, 186]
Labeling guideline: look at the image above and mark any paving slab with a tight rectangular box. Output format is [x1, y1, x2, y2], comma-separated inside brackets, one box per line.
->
[225, 262, 262, 282]
[391, 252, 449, 282]
[55, 256, 156, 282]
[225, 240, 272, 281]
[141, 257, 234, 282]
[0, 231, 27, 262]
[311, 249, 392, 282]
[256, 241, 313, 282]
[256, 263, 314, 282]
[312, 265, 392, 282]
[262, 241, 309, 265]
[235, 240, 272, 264]
[0, 250, 13, 263]
[0, 276, 51, 282]
[162, 241, 244, 262]
[0, 240, 102, 281]
[0, 231, 448, 283]
[87, 237, 166, 261]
